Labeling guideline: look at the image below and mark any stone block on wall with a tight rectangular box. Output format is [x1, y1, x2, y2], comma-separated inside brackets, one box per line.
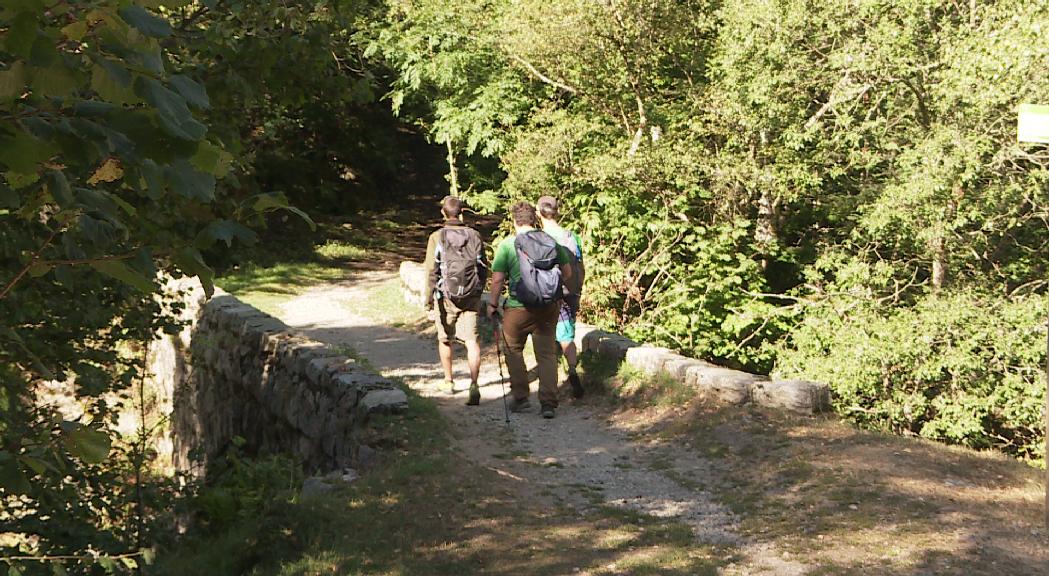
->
[751, 380, 831, 415]
[400, 261, 427, 305]
[359, 388, 409, 415]
[684, 365, 762, 405]
[661, 355, 713, 381]
[625, 346, 676, 374]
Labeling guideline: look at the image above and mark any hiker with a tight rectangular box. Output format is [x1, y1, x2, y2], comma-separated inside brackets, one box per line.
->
[488, 201, 574, 419]
[424, 195, 487, 406]
[536, 195, 586, 399]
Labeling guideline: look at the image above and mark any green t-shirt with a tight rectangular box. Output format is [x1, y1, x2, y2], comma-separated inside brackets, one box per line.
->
[541, 223, 583, 261]
[492, 228, 572, 308]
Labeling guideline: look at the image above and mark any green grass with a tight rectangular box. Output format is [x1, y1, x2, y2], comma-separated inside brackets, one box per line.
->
[581, 354, 696, 408]
[215, 216, 398, 316]
[343, 277, 427, 329]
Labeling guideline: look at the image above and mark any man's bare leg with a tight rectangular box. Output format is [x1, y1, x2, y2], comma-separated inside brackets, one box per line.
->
[438, 340, 455, 390]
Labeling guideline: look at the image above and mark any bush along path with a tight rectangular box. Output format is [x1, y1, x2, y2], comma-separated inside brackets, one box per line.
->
[254, 270, 1046, 575]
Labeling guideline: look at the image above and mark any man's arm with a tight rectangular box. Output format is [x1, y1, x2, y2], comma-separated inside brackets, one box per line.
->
[557, 244, 574, 288]
[488, 271, 505, 316]
[423, 232, 439, 310]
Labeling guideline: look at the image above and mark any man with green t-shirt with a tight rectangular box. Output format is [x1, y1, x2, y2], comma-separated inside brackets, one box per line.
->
[536, 195, 586, 399]
[487, 202, 574, 419]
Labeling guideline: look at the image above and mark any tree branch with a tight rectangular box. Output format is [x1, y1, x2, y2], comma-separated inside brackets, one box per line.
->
[0, 228, 61, 301]
[508, 53, 577, 94]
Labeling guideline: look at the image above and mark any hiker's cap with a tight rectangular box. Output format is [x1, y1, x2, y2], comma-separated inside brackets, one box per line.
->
[536, 195, 559, 218]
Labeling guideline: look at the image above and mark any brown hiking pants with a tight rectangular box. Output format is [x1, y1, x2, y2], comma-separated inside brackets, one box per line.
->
[501, 303, 560, 409]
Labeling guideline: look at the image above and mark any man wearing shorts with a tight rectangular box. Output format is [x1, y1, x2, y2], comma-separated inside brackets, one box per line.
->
[424, 196, 487, 405]
[536, 195, 586, 398]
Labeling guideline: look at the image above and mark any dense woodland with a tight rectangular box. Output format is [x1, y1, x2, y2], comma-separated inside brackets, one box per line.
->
[1, 0, 1047, 572]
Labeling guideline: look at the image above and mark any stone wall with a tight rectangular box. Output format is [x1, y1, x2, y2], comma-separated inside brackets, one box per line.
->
[150, 279, 407, 477]
[400, 260, 829, 415]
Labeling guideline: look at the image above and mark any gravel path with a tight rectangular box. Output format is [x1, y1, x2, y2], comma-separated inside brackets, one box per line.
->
[274, 271, 807, 574]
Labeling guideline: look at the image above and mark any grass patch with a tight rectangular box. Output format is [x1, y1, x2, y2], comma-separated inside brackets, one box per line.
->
[582, 356, 696, 408]
[219, 261, 348, 315]
[343, 277, 427, 329]
[216, 217, 398, 315]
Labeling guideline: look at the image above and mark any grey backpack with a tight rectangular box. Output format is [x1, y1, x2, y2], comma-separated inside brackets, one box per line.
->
[511, 230, 562, 308]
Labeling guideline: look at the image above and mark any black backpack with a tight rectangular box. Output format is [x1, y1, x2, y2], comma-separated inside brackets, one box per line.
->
[511, 230, 562, 308]
[438, 227, 486, 305]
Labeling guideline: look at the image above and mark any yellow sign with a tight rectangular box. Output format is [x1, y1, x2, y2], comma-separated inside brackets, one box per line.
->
[1018, 104, 1049, 143]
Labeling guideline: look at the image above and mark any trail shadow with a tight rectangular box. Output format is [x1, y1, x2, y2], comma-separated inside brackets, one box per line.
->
[606, 394, 1048, 575]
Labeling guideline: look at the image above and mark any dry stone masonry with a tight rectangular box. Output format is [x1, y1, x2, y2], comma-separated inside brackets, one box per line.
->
[150, 279, 407, 478]
[401, 260, 829, 415]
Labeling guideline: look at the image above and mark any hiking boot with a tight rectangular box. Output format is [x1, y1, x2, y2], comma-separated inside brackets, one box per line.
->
[466, 382, 480, 406]
[507, 396, 531, 413]
[568, 372, 584, 399]
[444, 379, 456, 394]
[541, 405, 556, 419]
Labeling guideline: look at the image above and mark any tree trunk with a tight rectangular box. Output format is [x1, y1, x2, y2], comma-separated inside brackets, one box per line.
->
[754, 130, 778, 270]
[931, 194, 959, 291]
[930, 235, 947, 290]
[755, 188, 777, 271]
[445, 139, 459, 196]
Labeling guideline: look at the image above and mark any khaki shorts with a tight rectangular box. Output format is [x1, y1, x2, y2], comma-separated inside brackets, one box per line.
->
[434, 296, 479, 344]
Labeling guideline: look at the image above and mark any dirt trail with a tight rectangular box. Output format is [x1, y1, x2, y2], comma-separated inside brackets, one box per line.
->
[274, 270, 808, 575]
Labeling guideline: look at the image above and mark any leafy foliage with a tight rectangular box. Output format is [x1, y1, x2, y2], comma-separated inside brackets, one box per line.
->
[374, 0, 1049, 462]
[774, 290, 1047, 462]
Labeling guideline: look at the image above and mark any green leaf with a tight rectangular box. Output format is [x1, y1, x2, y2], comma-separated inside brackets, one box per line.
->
[119, 557, 138, 569]
[5, 171, 39, 189]
[0, 130, 56, 174]
[195, 219, 257, 249]
[0, 327, 54, 380]
[5, 12, 37, 59]
[110, 193, 137, 216]
[169, 74, 210, 109]
[31, 65, 79, 98]
[45, 170, 73, 207]
[191, 140, 232, 177]
[9, 563, 25, 576]
[18, 455, 48, 475]
[135, 77, 206, 141]
[91, 61, 136, 105]
[27, 262, 51, 277]
[51, 562, 68, 576]
[140, 548, 156, 566]
[0, 456, 31, 495]
[173, 247, 215, 298]
[0, 184, 18, 208]
[283, 205, 317, 230]
[252, 191, 291, 212]
[139, 159, 165, 199]
[90, 260, 154, 293]
[62, 20, 89, 41]
[61, 425, 111, 464]
[118, 5, 173, 38]
[0, 61, 27, 101]
[252, 192, 316, 230]
[96, 556, 116, 573]
[166, 160, 215, 201]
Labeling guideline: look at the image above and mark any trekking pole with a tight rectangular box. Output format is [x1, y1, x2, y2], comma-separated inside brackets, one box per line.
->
[492, 314, 511, 427]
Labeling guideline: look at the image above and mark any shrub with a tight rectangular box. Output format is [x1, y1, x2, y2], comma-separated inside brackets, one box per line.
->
[774, 290, 1046, 465]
